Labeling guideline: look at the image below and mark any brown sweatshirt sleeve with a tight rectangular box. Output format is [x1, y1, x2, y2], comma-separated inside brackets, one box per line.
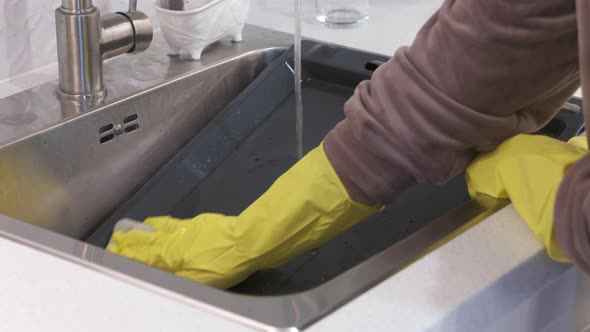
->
[324, 0, 579, 205]
[554, 0, 590, 274]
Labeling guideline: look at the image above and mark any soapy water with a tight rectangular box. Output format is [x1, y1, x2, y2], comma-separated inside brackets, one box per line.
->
[294, 0, 304, 159]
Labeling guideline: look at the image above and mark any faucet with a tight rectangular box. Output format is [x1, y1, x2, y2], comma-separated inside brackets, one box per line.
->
[55, 0, 153, 102]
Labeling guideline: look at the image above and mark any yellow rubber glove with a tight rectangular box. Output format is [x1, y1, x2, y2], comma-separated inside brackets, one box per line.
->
[108, 143, 382, 289]
[466, 134, 587, 262]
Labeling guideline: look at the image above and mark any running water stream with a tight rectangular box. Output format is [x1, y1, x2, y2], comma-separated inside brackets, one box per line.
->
[294, 0, 304, 159]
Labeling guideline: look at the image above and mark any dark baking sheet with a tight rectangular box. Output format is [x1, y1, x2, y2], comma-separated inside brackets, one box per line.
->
[87, 41, 585, 295]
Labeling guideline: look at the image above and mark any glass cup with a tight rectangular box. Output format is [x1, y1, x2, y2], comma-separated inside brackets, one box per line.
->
[315, 0, 369, 27]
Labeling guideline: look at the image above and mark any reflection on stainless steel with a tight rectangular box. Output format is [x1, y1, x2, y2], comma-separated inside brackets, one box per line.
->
[55, 0, 153, 101]
[0, 26, 509, 330]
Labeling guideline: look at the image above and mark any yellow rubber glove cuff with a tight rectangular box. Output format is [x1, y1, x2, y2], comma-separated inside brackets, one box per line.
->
[108, 143, 382, 289]
[466, 134, 587, 262]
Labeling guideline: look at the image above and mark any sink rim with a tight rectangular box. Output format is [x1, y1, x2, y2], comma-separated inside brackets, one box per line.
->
[0, 195, 508, 331]
[0, 45, 288, 151]
[0, 25, 292, 149]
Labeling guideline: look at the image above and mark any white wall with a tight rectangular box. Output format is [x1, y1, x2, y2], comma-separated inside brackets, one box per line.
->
[0, 0, 157, 82]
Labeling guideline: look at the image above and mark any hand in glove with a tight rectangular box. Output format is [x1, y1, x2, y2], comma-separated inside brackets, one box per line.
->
[108, 143, 381, 289]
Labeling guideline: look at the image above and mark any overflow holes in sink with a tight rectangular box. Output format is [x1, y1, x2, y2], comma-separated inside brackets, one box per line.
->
[100, 133, 115, 144]
[124, 123, 140, 133]
[123, 113, 140, 134]
[124, 114, 139, 124]
[99, 123, 115, 144]
[99, 123, 114, 134]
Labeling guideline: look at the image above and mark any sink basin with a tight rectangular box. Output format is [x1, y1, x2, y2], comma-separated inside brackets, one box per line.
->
[0, 33, 287, 240]
[0, 26, 581, 331]
[86, 40, 506, 298]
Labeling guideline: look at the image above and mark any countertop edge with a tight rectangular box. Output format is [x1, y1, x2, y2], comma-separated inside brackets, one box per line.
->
[308, 205, 576, 331]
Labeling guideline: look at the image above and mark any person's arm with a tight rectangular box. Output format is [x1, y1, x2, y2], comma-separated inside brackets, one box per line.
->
[325, 0, 579, 205]
[108, 0, 585, 287]
[555, 154, 590, 273]
[552, 0, 590, 274]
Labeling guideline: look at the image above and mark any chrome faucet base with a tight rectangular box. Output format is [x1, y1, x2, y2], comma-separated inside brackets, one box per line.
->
[56, 87, 107, 117]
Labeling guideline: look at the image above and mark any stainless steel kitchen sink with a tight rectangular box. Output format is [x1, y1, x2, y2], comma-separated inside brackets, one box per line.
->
[0, 26, 514, 331]
[0, 27, 288, 239]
